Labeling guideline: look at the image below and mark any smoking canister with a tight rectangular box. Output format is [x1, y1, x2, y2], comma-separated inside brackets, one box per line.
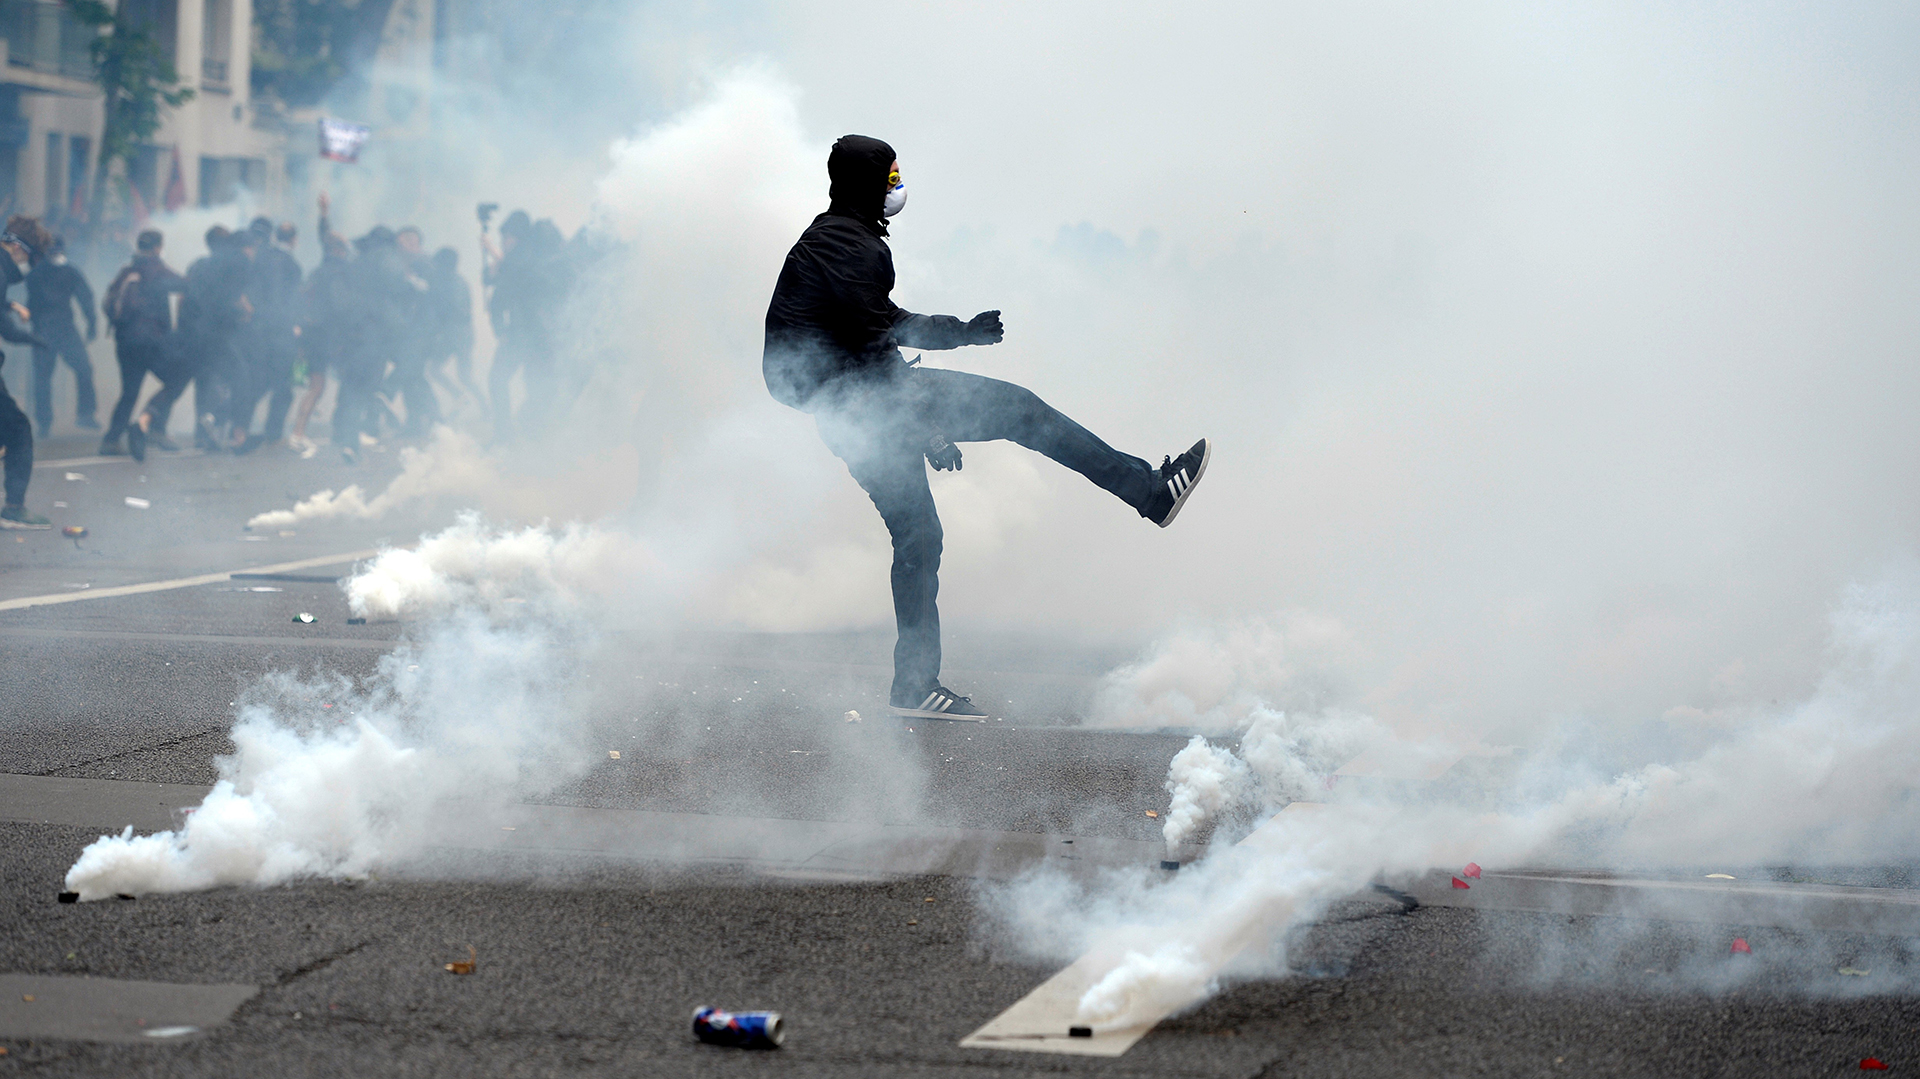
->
[692, 1006, 785, 1049]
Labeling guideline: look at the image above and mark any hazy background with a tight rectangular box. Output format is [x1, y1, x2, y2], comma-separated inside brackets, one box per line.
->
[252, 1, 1920, 740]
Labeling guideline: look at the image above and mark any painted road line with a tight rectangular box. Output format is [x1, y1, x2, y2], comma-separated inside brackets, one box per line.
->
[0, 774, 1163, 884]
[0, 974, 255, 1044]
[0, 550, 378, 612]
[0, 627, 396, 650]
[957, 801, 1324, 1058]
[0, 775, 210, 832]
[1400, 867, 1920, 936]
[33, 451, 207, 469]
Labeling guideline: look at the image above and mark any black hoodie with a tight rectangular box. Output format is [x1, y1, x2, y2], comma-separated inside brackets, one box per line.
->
[762, 134, 973, 410]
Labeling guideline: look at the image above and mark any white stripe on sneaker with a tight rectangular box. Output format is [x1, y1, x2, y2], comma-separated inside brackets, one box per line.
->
[920, 692, 940, 711]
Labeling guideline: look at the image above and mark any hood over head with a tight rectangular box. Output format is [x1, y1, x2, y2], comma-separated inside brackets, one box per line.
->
[828, 134, 896, 229]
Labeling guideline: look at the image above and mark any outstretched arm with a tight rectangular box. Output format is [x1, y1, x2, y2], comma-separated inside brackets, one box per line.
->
[890, 308, 1003, 350]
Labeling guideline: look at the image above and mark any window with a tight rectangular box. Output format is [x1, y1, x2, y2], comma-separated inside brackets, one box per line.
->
[201, 0, 230, 87]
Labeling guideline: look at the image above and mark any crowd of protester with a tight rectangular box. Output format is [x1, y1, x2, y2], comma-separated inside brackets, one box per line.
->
[0, 197, 594, 528]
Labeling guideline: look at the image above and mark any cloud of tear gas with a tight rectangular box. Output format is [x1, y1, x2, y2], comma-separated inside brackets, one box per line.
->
[64, 512, 928, 900]
[983, 565, 1920, 1027]
[66, 529, 596, 899]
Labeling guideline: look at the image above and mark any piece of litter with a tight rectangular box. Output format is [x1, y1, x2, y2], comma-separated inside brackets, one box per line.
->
[1839, 967, 1872, 977]
[502, 826, 515, 831]
[844, 710, 861, 723]
[1463, 862, 1482, 879]
[1145, 810, 1159, 819]
[1730, 938, 1752, 954]
[444, 946, 477, 975]
[346, 617, 367, 625]
[924, 897, 935, 903]
[608, 750, 621, 760]
[1068, 1026, 1092, 1038]
[123, 496, 150, 509]
[1861, 1059, 1888, 1071]
[144, 1026, 199, 1039]
[293, 612, 315, 624]
[906, 919, 918, 925]
[1451, 876, 1471, 890]
[1706, 873, 1736, 880]
[64, 471, 84, 481]
[1160, 859, 1181, 871]
[61, 525, 86, 539]
[52, 500, 66, 508]
[57, 891, 77, 903]
[20, 995, 32, 1002]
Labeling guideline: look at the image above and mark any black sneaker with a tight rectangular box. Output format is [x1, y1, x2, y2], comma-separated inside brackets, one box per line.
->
[126, 416, 147, 462]
[890, 686, 990, 721]
[1142, 438, 1210, 528]
[0, 505, 52, 530]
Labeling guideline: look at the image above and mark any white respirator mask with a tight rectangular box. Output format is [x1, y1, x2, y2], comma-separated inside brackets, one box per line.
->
[882, 170, 907, 218]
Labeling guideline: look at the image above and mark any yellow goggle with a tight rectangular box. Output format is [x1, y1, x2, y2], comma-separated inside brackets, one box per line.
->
[887, 171, 903, 189]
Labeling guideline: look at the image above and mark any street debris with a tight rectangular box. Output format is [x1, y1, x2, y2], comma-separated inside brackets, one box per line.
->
[1451, 876, 1471, 890]
[444, 946, 476, 975]
[924, 897, 936, 903]
[693, 1007, 785, 1049]
[293, 613, 315, 624]
[608, 750, 621, 760]
[1838, 967, 1872, 977]
[1861, 1059, 1888, 1071]
[64, 472, 84, 481]
[1730, 938, 1752, 954]
[1069, 1026, 1093, 1038]
[57, 891, 77, 903]
[61, 525, 86, 540]
[844, 710, 861, 723]
[1160, 859, 1181, 871]
[124, 497, 150, 509]
[1462, 862, 1481, 879]
[346, 617, 367, 625]
[1144, 810, 1159, 819]
[1706, 873, 1735, 880]
[20, 995, 32, 1003]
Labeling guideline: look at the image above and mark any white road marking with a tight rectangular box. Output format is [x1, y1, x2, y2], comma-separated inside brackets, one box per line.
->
[959, 801, 1327, 1058]
[0, 550, 378, 611]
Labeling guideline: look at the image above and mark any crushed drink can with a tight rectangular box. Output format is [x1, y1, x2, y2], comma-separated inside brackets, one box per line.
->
[692, 1006, 784, 1049]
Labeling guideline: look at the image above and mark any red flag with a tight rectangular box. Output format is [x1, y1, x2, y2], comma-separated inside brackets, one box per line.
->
[1463, 863, 1482, 879]
[1730, 938, 1752, 954]
[163, 147, 186, 213]
[1861, 1059, 1888, 1071]
[1451, 876, 1470, 890]
[68, 179, 86, 223]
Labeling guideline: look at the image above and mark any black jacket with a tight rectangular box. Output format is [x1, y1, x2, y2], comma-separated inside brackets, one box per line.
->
[104, 254, 185, 344]
[26, 258, 94, 340]
[762, 135, 972, 410]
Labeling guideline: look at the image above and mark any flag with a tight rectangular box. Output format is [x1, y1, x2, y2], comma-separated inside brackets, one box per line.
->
[163, 147, 186, 213]
[318, 118, 371, 164]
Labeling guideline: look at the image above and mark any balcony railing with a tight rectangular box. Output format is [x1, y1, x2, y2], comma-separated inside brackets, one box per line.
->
[0, 0, 96, 81]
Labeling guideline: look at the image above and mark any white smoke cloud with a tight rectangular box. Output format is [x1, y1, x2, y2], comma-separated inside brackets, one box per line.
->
[984, 565, 1920, 1030]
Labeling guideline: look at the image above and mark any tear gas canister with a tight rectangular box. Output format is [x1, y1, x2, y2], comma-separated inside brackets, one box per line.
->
[692, 1007, 785, 1049]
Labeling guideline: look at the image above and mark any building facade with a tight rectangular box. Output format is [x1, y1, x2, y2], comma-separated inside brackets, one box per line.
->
[0, 0, 288, 227]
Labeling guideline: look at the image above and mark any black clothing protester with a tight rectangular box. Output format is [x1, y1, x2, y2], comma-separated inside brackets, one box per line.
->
[0, 255, 42, 506]
[762, 134, 1157, 702]
[168, 244, 251, 438]
[236, 241, 303, 438]
[25, 258, 96, 430]
[101, 253, 186, 443]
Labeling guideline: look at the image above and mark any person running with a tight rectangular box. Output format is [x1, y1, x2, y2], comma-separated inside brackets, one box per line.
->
[99, 229, 186, 461]
[24, 233, 98, 435]
[762, 135, 1210, 720]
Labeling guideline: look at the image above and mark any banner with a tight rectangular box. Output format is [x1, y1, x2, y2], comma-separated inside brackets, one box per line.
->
[318, 118, 371, 164]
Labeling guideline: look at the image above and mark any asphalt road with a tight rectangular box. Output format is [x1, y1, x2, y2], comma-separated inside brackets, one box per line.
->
[1, 433, 1917, 1076]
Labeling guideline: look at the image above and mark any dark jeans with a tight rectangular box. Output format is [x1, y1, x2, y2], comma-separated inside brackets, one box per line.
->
[0, 378, 32, 505]
[489, 334, 554, 443]
[232, 333, 297, 439]
[107, 337, 177, 440]
[389, 351, 441, 435]
[30, 328, 96, 431]
[332, 353, 386, 447]
[812, 365, 1154, 701]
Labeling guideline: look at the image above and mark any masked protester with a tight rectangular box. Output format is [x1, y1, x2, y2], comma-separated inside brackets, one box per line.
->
[763, 135, 1210, 720]
[24, 233, 98, 434]
[231, 216, 303, 451]
[0, 223, 51, 527]
[100, 229, 187, 461]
